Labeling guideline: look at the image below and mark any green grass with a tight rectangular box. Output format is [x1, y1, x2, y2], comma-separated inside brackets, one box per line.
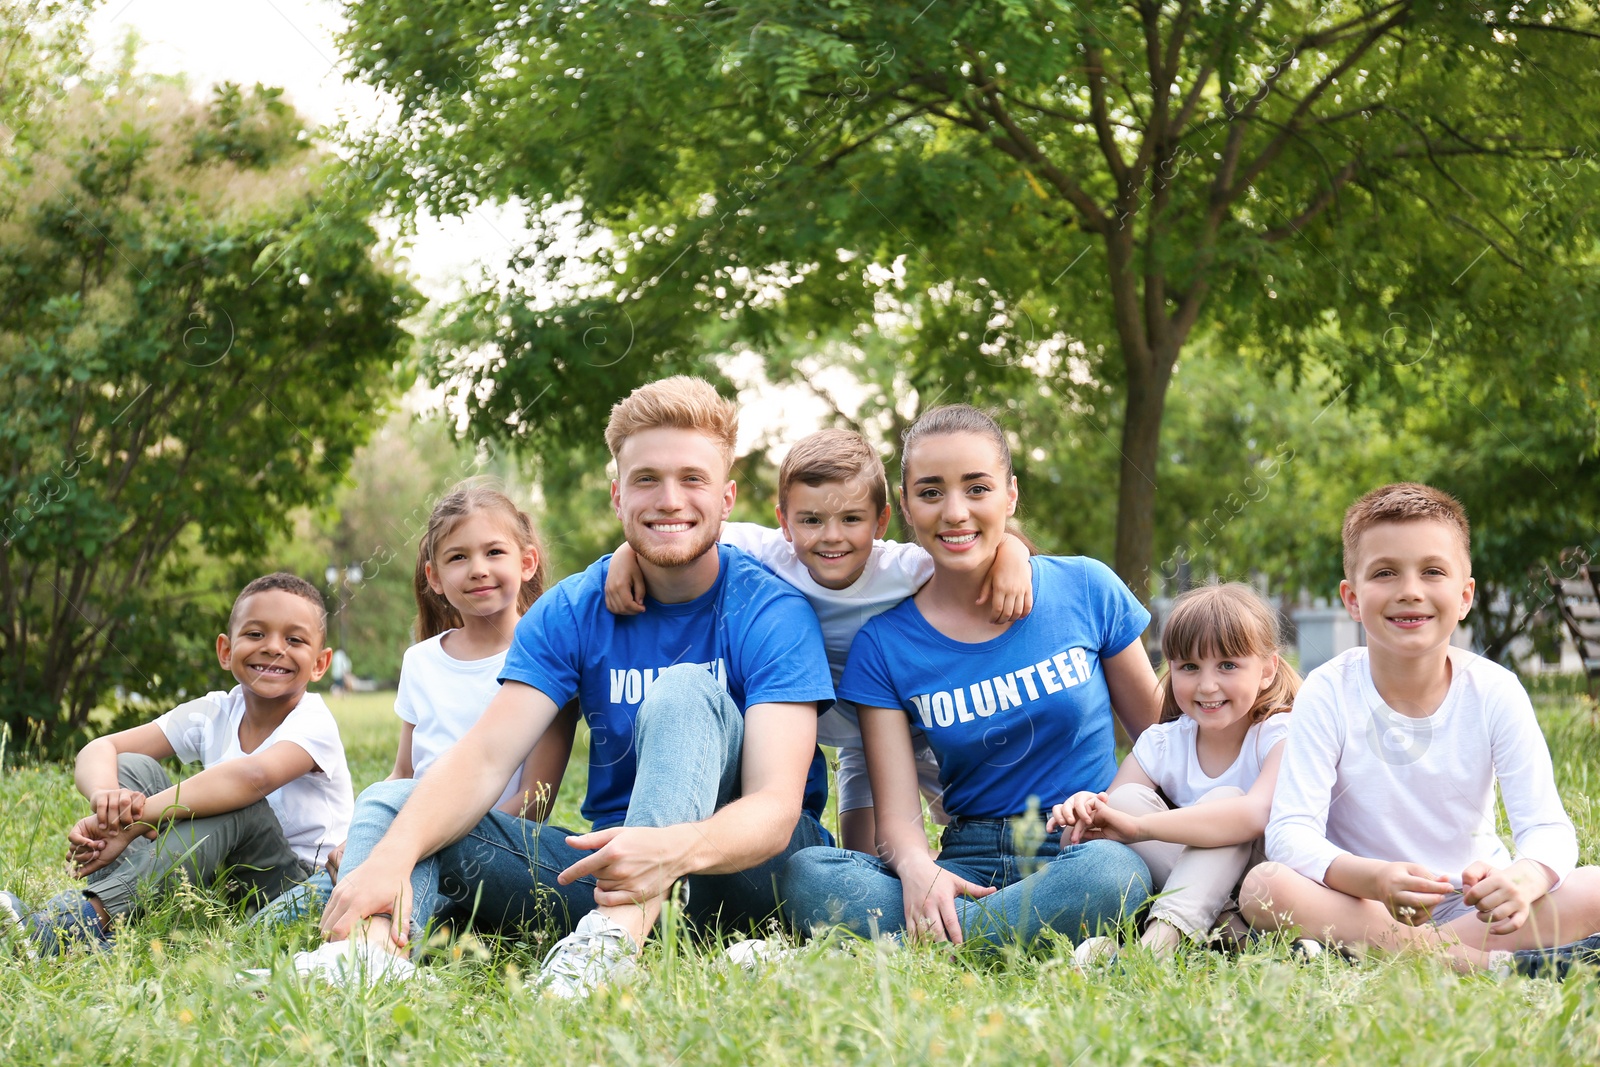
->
[2, 694, 1600, 1065]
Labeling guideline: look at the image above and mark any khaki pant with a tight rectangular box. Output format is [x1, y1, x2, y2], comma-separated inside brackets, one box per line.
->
[86, 753, 309, 916]
[1108, 782, 1263, 941]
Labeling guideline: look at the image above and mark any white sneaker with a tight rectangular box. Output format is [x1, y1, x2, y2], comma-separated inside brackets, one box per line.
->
[0, 890, 38, 960]
[536, 912, 640, 999]
[1072, 935, 1120, 969]
[241, 939, 420, 988]
[724, 938, 803, 971]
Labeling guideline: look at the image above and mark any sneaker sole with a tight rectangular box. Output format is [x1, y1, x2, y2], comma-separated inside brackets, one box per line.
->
[0, 892, 39, 961]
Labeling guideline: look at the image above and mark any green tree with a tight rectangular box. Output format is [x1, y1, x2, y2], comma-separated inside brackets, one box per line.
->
[0, 47, 417, 749]
[342, 1, 1600, 600]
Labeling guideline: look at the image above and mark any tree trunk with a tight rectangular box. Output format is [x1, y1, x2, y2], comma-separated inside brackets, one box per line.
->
[1113, 346, 1177, 606]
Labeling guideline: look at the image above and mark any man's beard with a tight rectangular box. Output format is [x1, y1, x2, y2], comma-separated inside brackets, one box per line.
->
[628, 521, 720, 569]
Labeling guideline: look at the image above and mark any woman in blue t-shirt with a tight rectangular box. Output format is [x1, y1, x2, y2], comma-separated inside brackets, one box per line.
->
[781, 404, 1161, 947]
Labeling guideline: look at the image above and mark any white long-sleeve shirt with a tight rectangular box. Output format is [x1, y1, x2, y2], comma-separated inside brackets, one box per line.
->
[1267, 647, 1576, 885]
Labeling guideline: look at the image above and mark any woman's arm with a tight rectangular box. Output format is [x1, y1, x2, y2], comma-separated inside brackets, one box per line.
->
[860, 704, 994, 943]
[1103, 640, 1161, 741]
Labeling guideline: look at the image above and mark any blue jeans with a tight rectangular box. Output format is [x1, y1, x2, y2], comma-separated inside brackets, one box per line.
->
[252, 768, 433, 930]
[337, 663, 831, 939]
[781, 817, 1151, 947]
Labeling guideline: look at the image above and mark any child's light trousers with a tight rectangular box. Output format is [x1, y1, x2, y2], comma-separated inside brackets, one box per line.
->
[1107, 782, 1263, 941]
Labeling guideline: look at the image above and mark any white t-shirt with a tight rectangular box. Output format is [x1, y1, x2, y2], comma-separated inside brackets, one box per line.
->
[1267, 646, 1577, 885]
[395, 633, 522, 810]
[721, 522, 932, 747]
[155, 687, 353, 868]
[1132, 713, 1290, 808]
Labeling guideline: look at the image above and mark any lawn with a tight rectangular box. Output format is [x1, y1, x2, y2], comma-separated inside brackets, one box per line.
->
[2, 691, 1599, 1065]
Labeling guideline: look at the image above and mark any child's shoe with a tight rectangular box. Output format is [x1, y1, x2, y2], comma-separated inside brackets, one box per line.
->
[1071, 935, 1120, 969]
[241, 939, 422, 988]
[0, 890, 111, 956]
[1289, 937, 1355, 964]
[0, 890, 39, 959]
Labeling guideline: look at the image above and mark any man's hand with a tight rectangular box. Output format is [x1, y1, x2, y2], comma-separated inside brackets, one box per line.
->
[1373, 861, 1452, 925]
[88, 788, 145, 834]
[559, 826, 690, 908]
[1046, 790, 1104, 845]
[897, 855, 996, 944]
[1462, 859, 1551, 935]
[321, 854, 415, 947]
[68, 816, 151, 878]
[603, 543, 647, 615]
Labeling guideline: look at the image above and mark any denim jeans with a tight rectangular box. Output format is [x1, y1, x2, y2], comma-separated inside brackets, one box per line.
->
[335, 662, 831, 940]
[781, 816, 1151, 947]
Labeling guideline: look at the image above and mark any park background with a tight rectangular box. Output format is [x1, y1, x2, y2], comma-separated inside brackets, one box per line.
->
[4, 2, 1600, 1063]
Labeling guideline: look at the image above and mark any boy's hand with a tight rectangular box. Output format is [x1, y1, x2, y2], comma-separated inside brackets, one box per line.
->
[1046, 790, 1103, 844]
[1373, 861, 1452, 925]
[68, 816, 152, 878]
[977, 534, 1034, 624]
[88, 787, 145, 833]
[1462, 859, 1551, 935]
[603, 543, 647, 615]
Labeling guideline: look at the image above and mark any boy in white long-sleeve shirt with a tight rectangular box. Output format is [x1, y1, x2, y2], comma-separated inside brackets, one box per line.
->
[1242, 483, 1600, 974]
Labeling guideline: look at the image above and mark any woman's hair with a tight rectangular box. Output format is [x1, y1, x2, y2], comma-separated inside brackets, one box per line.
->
[1157, 582, 1301, 724]
[413, 480, 547, 642]
[898, 404, 1013, 498]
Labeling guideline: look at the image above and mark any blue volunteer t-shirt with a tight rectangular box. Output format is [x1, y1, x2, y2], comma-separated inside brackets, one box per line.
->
[838, 555, 1149, 819]
[501, 544, 835, 830]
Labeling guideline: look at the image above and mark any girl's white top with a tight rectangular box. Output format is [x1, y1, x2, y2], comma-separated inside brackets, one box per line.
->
[1266, 646, 1577, 885]
[396, 633, 523, 810]
[1131, 712, 1290, 808]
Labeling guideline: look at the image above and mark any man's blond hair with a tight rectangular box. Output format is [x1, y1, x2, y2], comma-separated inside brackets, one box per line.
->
[1341, 482, 1471, 578]
[604, 376, 739, 468]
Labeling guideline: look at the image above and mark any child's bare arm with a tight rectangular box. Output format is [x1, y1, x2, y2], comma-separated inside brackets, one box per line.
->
[1097, 744, 1286, 848]
[70, 741, 316, 878]
[977, 533, 1034, 624]
[388, 722, 416, 780]
[603, 542, 647, 615]
[499, 701, 578, 819]
[73, 722, 176, 832]
[1046, 753, 1155, 841]
[1461, 858, 1556, 935]
[136, 740, 316, 826]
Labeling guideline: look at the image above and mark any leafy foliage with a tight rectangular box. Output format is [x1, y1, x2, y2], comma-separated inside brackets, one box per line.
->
[0, 44, 418, 749]
[343, 0, 1600, 599]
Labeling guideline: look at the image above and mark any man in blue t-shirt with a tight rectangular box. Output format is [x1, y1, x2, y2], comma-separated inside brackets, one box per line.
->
[320, 377, 834, 996]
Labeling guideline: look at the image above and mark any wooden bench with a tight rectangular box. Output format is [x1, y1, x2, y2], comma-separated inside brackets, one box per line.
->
[1547, 561, 1600, 697]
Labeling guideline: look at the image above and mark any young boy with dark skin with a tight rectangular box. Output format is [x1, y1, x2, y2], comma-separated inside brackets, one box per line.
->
[1, 573, 352, 953]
